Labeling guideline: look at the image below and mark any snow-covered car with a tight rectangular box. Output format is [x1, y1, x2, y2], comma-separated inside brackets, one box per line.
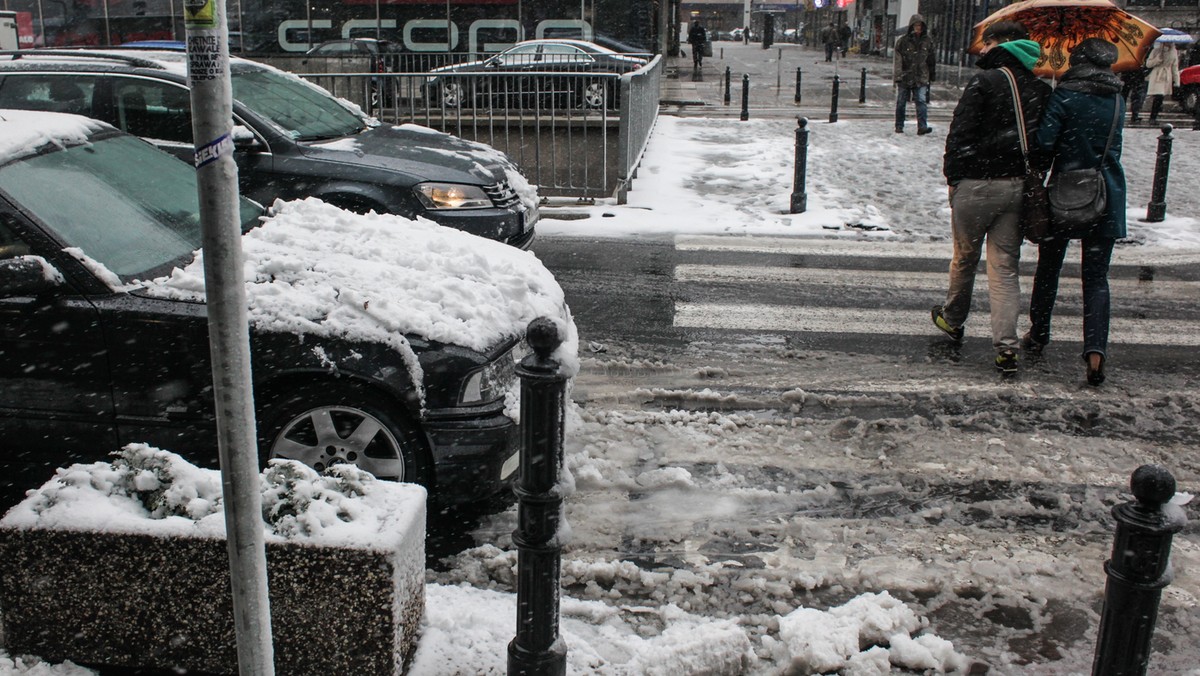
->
[0, 48, 539, 249]
[425, 39, 648, 109]
[0, 110, 575, 510]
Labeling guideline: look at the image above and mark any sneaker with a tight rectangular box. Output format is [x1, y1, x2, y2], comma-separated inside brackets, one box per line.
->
[995, 349, 1018, 374]
[895, 127, 904, 134]
[1020, 332, 1045, 355]
[917, 126, 933, 135]
[931, 305, 963, 342]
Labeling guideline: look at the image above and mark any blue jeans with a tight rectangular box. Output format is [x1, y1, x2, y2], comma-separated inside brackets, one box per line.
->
[895, 85, 928, 131]
[1028, 237, 1116, 358]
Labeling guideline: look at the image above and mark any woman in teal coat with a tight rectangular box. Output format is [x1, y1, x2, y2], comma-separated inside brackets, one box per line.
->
[1024, 38, 1126, 386]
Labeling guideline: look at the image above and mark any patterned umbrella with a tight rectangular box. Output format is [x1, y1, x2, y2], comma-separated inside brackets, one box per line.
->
[967, 0, 1161, 78]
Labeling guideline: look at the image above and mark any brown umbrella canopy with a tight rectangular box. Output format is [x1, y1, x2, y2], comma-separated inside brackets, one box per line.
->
[968, 0, 1161, 78]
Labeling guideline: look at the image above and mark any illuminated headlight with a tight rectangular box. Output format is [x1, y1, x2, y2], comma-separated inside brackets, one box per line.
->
[415, 183, 492, 210]
[460, 352, 516, 405]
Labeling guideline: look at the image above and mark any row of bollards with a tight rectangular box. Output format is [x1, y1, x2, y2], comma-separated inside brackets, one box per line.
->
[505, 318, 1188, 676]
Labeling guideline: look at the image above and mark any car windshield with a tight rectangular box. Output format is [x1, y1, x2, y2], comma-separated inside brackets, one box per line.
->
[0, 132, 262, 283]
[231, 66, 367, 141]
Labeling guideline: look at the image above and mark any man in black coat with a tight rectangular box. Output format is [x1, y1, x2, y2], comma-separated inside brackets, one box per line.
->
[892, 14, 936, 134]
[933, 20, 1052, 375]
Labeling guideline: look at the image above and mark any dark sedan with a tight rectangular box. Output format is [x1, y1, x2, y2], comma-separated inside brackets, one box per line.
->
[0, 48, 538, 249]
[426, 39, 648, 110]
[0, 110, 563, 511]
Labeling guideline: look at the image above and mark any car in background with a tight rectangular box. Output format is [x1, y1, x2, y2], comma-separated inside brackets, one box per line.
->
[1178, 64, 1199, 113]
[0, 48, 538, 249]
[426, 39, 648, 109]
[0, 109, 560, 510]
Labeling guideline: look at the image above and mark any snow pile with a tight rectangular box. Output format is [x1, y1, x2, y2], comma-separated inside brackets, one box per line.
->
[775, 591, 969, 673]
[0, 444, 425, 547]
[0, 655, 94, 676]
[139, 197, 579, 379]
[0, 109, 103, 164]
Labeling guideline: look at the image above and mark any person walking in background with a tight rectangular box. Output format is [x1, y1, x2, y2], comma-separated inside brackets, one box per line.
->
[1025, 38, 1127, 386]
[933, 20, 1051, 375]
[1121, 63, 1149, 123]
[821, 22, 837, 62]
[1144, 41, 1180, 123]
[687, 20, 708, 69]
[893, 14, 936, 135]
[838, 22, 852, 57]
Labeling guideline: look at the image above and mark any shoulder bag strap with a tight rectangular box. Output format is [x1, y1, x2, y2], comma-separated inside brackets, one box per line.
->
[1096, 95, 1120, 170]
[1001, 67, 1033, 173]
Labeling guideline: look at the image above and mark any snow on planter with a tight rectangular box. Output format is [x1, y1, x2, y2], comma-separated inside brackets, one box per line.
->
[0, 444, 426, 675]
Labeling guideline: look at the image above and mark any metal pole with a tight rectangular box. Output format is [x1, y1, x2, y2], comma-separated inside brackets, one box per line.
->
[859, 66, 866, 104]
[101, 0, 110, 45]
[1144, 123, 1173, 223]
[790, 117, 809, 213]
[724, 66, 731, 105]
[183, 1, 273, 674]
[1193, 98, 1200, 132]
[794, 66, 801, 104]
[1092, 465, 1186, 676]
[776, 47, 782, 90]
[508, 318, 569, 676]
[740, 73, 749, 121]
[829, 73, 840, 123]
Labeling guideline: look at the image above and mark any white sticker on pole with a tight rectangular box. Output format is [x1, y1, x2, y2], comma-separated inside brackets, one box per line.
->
[186, 33, 224, 81]
[195, 133, 232, 168]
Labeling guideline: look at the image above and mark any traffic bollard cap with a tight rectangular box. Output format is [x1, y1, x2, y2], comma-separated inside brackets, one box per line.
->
[1131, 464, 1176, 505]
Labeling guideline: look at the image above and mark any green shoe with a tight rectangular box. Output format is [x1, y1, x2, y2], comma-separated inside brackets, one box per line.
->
[995, 349, 1018, 374]
[931, 305, 963, 342]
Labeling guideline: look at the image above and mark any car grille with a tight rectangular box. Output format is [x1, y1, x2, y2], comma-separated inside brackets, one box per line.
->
[485, 181, 521, 209]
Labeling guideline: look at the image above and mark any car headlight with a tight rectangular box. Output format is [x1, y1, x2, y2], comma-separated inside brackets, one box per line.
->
[415, 183, 492, 210]
[460, 351, 516, 405]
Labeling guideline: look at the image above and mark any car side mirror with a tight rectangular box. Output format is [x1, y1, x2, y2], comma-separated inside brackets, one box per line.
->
[0, 256, 63, 298]
[231, 124, 263, 151]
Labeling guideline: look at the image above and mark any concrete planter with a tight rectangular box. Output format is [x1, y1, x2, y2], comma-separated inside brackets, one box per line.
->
[0, 451, 426, 675]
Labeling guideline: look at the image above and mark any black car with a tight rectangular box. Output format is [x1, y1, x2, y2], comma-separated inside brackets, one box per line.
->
[426, 39, 648, 109]
[0, 48, 538, 249]
[0, 109, 550, 510]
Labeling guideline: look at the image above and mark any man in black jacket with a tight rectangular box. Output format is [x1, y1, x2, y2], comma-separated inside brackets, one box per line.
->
[933, 20, 1051, 375]
[893, 14, 936, 135]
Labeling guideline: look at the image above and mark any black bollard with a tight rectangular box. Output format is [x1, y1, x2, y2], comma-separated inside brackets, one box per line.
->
[790, 117, 809, 214]
[724, 66, 731, 106]
[859, 67, 867, 104]
[794, 67, 802, 104]
[1144, 123, 1173, 223]
[829, 74, 840, 123]
[1193, 100, 1200, 132]
[740, 73, 750, 121]
[507, 317, 569, 676]
[1091, 465, 1187, 676]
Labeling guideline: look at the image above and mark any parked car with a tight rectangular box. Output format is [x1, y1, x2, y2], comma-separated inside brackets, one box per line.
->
[1178, 64, 1199, 113]
[0, 48, 538, 249]
[426, 39, 647, 109]
[0, 109, 570, 511]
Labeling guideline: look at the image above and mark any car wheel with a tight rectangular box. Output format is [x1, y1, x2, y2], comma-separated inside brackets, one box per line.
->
[442, 82, 465, 108]
[260, 383, 431, 485]
[1183, 87, 1198, 114]
[581, 81, 608, 109]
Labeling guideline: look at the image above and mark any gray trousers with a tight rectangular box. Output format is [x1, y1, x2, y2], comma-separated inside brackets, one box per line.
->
[942, 177, 1024, 352]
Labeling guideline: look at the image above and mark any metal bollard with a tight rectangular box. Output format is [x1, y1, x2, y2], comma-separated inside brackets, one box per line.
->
[1144, 123, 1173, 223]
[829, 74, 840, 123]
[794, 67, 802, 104]
[741, 74, 750, 121]
[790, 117, 809, 214]
[507, 317, 569, 676]
[859, 67, 867, 104]
[1193, 100, 1200, 132]
[724, 66, 731, 106]
[1091, 465, 1187, 676]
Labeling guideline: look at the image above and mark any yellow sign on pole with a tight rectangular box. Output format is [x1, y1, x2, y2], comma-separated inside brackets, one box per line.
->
[183, 0, 215, 27]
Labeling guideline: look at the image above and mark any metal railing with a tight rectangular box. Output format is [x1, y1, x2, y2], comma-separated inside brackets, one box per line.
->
[282, 55, 661, 199]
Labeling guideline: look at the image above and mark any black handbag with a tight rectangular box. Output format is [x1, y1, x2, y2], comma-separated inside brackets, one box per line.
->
[1045, 99, 1119, 238]
[1001, 68, 1052, 243]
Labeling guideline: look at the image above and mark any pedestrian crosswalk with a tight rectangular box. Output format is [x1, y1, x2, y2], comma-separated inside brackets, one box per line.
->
[671, 235, 1200, 347]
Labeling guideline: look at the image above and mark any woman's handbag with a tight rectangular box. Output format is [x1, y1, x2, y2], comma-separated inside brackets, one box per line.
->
[1045, 98, 1119, 237]
[1001, 68, 1052, 243]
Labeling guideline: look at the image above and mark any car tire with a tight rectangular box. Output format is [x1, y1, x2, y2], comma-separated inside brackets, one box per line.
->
[1183, 87, 1198, 114]
[581, 80, 608, 109]
[259, 382, 432, 487]
[441, 82, 465, 108]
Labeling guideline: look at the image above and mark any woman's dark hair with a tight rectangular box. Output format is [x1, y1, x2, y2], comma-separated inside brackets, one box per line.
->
[982, 21, 1029, 43]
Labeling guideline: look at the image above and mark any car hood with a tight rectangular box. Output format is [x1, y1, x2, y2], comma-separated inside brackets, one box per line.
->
[133, 197, 577, 391]
[301, 124, 507, 185]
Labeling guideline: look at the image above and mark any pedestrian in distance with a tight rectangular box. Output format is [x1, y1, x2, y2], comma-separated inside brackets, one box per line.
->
[1024, 38, 1127, 387]
[1144, 41, 1180, 124]
[821, 22, 837, 62]
[893, 14, 936, 135]
[687, 20, 708, 70]
[1121, 64, 1149, 124]
[933, 20, 1052, 375]
[838, 22, 852, 57]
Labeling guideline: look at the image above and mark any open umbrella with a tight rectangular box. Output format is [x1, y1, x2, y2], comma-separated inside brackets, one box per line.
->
[1156, 28, 1196, 45]
[968, 0, 1161, 78]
